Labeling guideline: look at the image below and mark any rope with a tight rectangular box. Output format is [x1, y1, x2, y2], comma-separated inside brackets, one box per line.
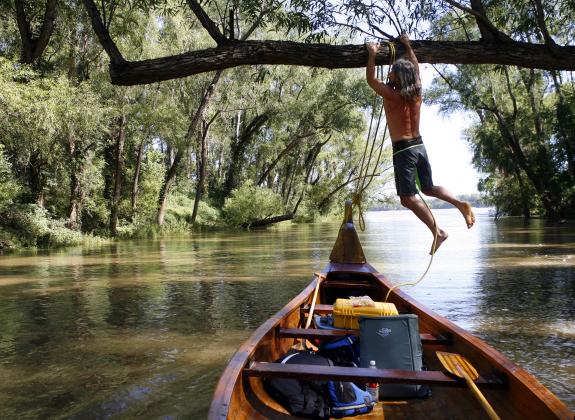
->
[384, 191, 439, 302]
[352, 41, 396, 231]
[352, 39, 437, 303]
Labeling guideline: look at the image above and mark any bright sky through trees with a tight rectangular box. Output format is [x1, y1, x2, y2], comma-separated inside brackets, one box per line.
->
[419, 63, 479, 194]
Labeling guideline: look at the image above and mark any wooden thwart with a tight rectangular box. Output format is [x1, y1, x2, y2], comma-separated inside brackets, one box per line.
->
[245, 362, 504, 389]
[278, 327, 448, 345]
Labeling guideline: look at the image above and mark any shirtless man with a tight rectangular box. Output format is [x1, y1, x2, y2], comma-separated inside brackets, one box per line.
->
[366, 35, 475, 253]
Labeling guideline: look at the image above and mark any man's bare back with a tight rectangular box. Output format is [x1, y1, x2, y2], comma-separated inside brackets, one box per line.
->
[384, 94, 422, 141]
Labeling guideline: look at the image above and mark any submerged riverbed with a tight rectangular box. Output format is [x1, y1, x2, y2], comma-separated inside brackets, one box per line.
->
[0, 208, 573, 418]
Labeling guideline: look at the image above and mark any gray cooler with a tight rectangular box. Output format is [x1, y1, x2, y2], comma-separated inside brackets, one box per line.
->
[359, 315, 429, 398]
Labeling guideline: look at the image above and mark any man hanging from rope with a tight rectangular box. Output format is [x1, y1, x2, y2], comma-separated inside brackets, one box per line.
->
[366, 34, 475, 253]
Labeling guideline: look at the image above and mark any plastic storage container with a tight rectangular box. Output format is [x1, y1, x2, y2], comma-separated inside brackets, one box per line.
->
[333, 298, 398, 329]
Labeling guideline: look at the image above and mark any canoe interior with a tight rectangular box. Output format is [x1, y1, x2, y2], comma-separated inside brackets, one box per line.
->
[208, 267, 574, 420]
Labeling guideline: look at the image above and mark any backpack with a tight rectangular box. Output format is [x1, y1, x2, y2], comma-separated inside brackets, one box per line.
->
[265, 351, 330, 418]
[265, 351, 374, 419]
[318, 335, 360, 367]
[327, 380, 374, 418]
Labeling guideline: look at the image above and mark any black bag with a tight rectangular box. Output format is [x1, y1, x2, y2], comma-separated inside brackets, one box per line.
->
[265, 351, 375, 418]
[264, 351, 331, 419]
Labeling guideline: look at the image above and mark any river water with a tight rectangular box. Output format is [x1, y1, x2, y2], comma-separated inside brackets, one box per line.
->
[0, 208, 573, 418]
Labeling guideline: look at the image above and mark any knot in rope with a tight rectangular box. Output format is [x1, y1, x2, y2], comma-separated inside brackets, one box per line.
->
[388, 41, 396, 65]
[351, 192, 366, 232]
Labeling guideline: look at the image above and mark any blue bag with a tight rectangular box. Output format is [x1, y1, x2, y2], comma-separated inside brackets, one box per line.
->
[319, 335, 360, 367]
[327, 381, 375, 418]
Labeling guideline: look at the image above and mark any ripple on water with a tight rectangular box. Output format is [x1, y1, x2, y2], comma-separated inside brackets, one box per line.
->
[0, 208, 573, 417]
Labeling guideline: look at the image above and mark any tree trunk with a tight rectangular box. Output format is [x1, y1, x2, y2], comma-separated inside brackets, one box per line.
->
[157, 150, 183, 226]
[292, 138, 329, 215]
[513, 166, 531, 219]
[110, 114, 126, 236]
[157, 70, 222, 226]
[131, 138, 146, 214]
[223, 113, 268, 198]
[240, 213, 294, 228]
[67, 138, 85, 231]
[550, 71, 575, 182]
[15, 0, 58, 64]
[191, 113, 218, 225]
[257, 137, 300, 186]
[28, 151, 45, 207]
[317, 169, 364, 212]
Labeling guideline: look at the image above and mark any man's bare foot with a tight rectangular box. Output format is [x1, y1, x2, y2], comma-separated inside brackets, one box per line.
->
[430, 229, 448, 255]
[458, 202, 475, 228]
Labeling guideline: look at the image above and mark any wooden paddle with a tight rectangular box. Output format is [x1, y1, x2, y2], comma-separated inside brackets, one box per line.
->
[304, 273, 325, 329]
[436, 351, 501, 420]
[295, 273, 325, 351]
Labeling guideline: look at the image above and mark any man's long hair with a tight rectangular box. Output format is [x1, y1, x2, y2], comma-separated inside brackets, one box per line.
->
[392, 58, 421, 100]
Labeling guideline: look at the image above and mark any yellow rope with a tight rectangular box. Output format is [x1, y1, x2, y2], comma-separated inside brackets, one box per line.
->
[350, 39, 436, 303]
[352, 41, 396, 231]
[384, 192, 438, 302]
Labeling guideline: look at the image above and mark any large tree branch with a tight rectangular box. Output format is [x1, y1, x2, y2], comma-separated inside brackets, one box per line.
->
[14, 0, 33, 61]
[32, 0, 58, 61]
[186, 0, 228, 45]
[444, 0, 512, 42]
[82, 0, 124, 64]
[531, 0, 560, 54]
[107, 40, 575, 86]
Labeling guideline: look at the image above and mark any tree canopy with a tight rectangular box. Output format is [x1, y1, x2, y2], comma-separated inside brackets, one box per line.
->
[77, 0, 575, 85]
[0, 0, 574, 250]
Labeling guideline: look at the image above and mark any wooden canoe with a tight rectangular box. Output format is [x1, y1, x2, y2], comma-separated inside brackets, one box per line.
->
[208, 203, 574, 419]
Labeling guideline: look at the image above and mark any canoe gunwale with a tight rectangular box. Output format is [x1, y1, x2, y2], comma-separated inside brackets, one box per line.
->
[207, 275, 322, 419]
[208, 264, 574, 419]
[371, 271, 574, 419]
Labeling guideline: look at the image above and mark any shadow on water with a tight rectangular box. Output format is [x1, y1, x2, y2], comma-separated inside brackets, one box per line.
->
[0, 209, 573, 418]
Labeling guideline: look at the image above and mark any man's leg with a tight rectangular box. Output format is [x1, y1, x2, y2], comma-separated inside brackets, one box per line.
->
[400, 195, 448, 254]
[421, 186, 475, 228]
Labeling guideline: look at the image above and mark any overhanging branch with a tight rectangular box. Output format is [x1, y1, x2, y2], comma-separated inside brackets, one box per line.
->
[108, 40, 575, 86]
[82, 0, 124, 64]
[186, 0, 228, 45]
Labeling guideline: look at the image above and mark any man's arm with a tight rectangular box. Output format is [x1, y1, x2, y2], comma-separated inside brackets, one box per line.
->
[399, 34, 420, 79]
[365, 42, 393, 99]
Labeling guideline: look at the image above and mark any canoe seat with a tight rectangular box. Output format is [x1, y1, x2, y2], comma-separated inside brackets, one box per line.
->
[278, 328, 449, 345]
[245, 362, 505, 389]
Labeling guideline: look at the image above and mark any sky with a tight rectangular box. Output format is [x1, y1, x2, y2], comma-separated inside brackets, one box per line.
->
[416, 64, 481, 195]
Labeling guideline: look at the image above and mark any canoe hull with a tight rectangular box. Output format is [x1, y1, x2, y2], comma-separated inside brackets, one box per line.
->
[209, 262, 573, 419]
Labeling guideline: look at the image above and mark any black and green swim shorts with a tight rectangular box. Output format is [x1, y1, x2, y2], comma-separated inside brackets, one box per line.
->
[392, 136, 434, 196]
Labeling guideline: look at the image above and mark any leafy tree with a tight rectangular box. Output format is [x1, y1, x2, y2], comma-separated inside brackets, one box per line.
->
[0, 144, 21, 210]
[79, 0, 574, 85]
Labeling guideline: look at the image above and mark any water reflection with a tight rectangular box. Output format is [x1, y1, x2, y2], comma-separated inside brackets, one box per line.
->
[0, 208, 573, 418]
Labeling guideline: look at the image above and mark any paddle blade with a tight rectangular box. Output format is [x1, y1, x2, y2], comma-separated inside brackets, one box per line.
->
[436, 351, 479, 381]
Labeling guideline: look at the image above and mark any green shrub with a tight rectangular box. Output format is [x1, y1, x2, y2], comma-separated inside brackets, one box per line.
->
[196, 200, 222, 228]
[223, 182, 284, 226]
[2, 204, 84, 247]
[117, 196, 223, 238]
[164, 195, 223, 229]
[0, 144, 20, 211]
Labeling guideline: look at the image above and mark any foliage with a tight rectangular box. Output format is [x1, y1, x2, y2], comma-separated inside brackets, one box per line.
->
[223, 182, 284, 226]
[1, 0, 574, 251]
[1, 204, 85, 247]
[426, 3, 575, 219]
[0, 144, 20, 210]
